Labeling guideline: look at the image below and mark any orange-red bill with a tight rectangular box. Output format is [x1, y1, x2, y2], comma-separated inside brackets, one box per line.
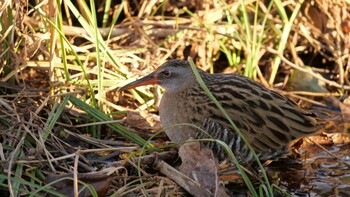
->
[118, 73, 158, 91]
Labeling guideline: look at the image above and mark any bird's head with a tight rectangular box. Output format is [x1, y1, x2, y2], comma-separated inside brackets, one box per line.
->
[119, 59, 197, 93]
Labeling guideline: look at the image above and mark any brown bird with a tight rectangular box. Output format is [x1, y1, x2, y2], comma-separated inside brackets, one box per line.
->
[119, 59, 318, 163]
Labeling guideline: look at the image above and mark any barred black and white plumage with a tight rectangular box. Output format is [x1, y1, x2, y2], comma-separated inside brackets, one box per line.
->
[119, 59, 318, 162]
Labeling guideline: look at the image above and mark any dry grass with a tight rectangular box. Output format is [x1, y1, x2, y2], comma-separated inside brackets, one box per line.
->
[0, 0, 349, 196]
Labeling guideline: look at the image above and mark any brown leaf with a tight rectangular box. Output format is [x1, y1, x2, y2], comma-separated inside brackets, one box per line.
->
[126, 110, 162, 130]
[178, 142, 229, 197]
[287, 67, 327, 93]
[340, 97, 350, 121]
[46, 172, 111, 197]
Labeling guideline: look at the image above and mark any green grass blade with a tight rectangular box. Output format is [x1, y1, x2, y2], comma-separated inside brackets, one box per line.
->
[269, 0, 304, 85]
[69, 96, 154, 149]
[102, 0, 112, 28]
[90, 0, 103, 137]
[43, 96, 70, 142]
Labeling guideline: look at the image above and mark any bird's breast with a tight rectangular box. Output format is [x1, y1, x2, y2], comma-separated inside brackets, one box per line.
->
[159, 91, 203, 143]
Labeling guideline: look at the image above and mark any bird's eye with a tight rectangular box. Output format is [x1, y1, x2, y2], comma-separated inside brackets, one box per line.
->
[162, 70, 171, 76]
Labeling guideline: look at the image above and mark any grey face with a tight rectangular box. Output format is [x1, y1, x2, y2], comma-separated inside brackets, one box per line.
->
[119, 60, 198, 94]
[155, 62, 196, 93]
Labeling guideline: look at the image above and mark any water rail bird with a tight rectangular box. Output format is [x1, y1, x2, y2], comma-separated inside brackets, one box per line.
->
[119, 59, 318, 162]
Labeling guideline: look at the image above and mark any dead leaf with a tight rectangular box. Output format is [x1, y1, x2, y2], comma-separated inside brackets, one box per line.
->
[126, 110, 162, 130]
[46, 172, 110, 197]
[287, 67, 328, 93]
[178, 142, 229, 197]
[340, 97, 350, 121]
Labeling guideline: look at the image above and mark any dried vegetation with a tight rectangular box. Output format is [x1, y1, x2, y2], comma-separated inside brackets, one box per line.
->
[0, 0, 350, 196]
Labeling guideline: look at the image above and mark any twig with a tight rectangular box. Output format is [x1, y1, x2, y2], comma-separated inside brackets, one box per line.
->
[307, 137, 350, 168]
[155, 160, 213, 197]
[110, 151, 178, 168]
[283, 91, 340, 97]
[267, 47, 350, 90]
[275, 89, 327, 107]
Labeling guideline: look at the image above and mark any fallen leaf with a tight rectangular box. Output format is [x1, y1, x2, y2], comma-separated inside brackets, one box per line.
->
[288, 67, 328, 93]
[126, 110, 162, 130]
[340, 96, 350, 121]
[46, 172, 110, 197]
[178, 142, 229, 197]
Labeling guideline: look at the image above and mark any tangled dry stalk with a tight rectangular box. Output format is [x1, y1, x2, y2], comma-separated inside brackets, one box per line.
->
[0, 0, 349, 196]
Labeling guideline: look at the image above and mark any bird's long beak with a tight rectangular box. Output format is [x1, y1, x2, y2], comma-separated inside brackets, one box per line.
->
[119, 72, 158, 91]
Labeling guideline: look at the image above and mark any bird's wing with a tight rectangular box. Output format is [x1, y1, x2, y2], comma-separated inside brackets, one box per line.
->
[205, 74, 318, 152]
